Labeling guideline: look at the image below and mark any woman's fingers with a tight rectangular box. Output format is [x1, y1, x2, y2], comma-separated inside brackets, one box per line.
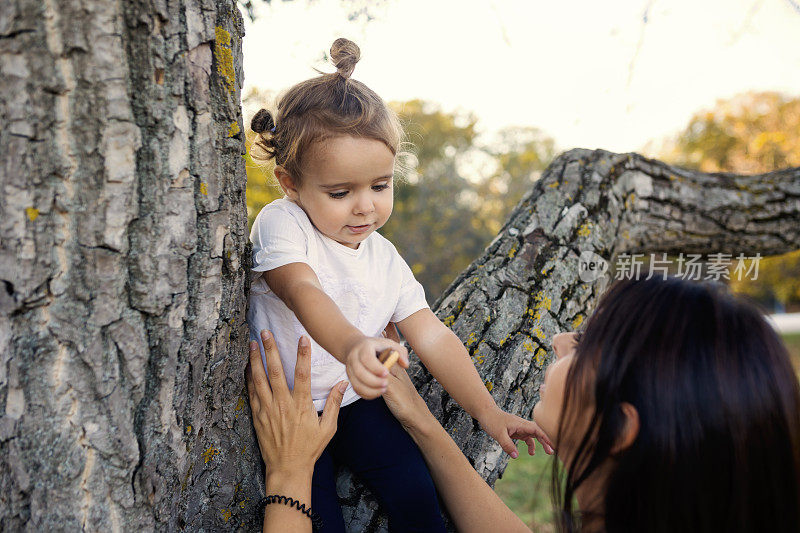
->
[248, 339, 271, 407]
[388, 342, 409, 369]
[292, 336, 312, 403]
[260, 330, 290, 400]
[319, 381, 347, 438]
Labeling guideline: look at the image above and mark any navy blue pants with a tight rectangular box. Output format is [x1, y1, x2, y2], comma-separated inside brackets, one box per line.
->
[312, 396, 447, 532]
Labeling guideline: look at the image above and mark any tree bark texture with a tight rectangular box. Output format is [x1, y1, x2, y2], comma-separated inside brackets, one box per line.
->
[338, 149, 800, 531]
[0, 1, 258, 530]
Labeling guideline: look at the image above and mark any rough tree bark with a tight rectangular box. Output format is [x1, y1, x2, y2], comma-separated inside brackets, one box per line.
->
[0, 0, 261, 530]
[2, 1, 800, 532]
[338, 150, 800, 530]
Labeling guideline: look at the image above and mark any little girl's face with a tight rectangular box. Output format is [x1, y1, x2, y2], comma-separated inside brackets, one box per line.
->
[283, 135, 395, 249]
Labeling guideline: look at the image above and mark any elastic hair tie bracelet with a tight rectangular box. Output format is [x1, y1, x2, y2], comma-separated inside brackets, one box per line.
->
[262, 494, 323, 530]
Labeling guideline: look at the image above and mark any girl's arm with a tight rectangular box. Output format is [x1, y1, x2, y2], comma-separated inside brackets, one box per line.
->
[381, 363, 532, 533]
[395, 310, 554, 457]
[264, 263, 408, 398]
[264, 263, 362, 361]
[395, 309, 497, 420]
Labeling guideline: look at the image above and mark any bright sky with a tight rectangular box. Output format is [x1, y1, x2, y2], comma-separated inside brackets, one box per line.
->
[242, 0, 800, 153]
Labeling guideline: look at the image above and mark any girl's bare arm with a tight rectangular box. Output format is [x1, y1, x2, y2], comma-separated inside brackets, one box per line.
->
[264, 263, 362, 362]
[263, 263, 409, 398]
[395, 308, 497, 420]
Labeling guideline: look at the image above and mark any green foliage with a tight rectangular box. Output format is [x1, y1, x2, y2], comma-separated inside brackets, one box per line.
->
[382, 100, 555, 300]
[658, 91, 800, 309]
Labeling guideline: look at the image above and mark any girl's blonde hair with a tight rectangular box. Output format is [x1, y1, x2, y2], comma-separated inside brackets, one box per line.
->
[250, 38, 409, 183]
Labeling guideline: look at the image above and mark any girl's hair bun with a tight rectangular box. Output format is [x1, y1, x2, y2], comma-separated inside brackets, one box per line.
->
[330, 38, 360, 80]
[251, 108, 275, 133]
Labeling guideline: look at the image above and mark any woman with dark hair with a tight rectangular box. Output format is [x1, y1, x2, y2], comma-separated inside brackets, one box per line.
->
[247, 276, 800, 532]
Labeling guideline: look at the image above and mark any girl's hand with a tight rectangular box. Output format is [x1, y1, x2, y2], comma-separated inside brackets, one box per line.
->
[245, 330, 346, 479]
[344, 335, 409, 399]
[478, 407, 555, 458]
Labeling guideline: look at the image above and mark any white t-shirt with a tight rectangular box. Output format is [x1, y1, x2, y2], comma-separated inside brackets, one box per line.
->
[247, 197, 429, 411]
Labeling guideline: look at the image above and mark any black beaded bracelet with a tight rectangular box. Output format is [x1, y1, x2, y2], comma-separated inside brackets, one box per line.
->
[262, 494, 324, 530]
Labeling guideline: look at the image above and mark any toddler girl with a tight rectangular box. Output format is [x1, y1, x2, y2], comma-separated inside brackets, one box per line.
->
[247, 38, 550, 532]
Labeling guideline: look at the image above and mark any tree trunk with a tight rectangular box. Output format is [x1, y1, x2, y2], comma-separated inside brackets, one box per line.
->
[338, 149, 800, 531]
[3, 1, 800, 530]
[0, 0, 260, 530]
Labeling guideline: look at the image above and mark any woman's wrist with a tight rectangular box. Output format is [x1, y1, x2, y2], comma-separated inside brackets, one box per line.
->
[265, 467, 314, 496]
[402, 402, 439, 442]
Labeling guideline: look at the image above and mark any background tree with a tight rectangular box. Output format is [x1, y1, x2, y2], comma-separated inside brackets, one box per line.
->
[655, 91, 800, 310]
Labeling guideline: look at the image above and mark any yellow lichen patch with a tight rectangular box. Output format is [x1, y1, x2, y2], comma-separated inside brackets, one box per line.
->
[507, 245, 517, 259]
[200, 182, 208, 195]
[473, 353, 485, 365]
[533, 327, 545, 341]
[202, 446, 220, 464]
[571, 315, 584, 329]
[577, 222, 592, 237]
[534, 291, 552, 312]
[186, 425, 192, 434]
[484, 380, 494, 392]
[534, 348, 547, 366]
[25, 207, 39, 221]
[485, 315, 492, 323]
[235, 397, 245, 411]
[241, 445, 247, 455]
[622, 230, 631, 240]
[443, 315, 455, 327]
[523, 341, 534, 352]
[220, 509, 231, 522]
[499, 334, 511, 347]
[466, 332, 478, 347]
[214, 26, 235, 94]
[547, 181, 560, 188]
[228, 121, 240, 136]
[239, 500, 247, 509]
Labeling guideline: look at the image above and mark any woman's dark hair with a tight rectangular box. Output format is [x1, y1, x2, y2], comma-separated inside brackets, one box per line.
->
[553, 276, 800, 532]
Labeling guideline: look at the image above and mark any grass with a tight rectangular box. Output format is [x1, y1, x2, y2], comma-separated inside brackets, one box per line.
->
[495, 333, 800, 531]
[494, 442, 557, 532]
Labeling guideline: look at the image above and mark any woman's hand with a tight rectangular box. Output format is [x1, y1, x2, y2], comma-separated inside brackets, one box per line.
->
[246, 330, 346, 480]
[379, 323, 435, 432]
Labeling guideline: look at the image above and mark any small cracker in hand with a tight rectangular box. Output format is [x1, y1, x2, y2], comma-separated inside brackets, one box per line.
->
[378, 348, 399, 370]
